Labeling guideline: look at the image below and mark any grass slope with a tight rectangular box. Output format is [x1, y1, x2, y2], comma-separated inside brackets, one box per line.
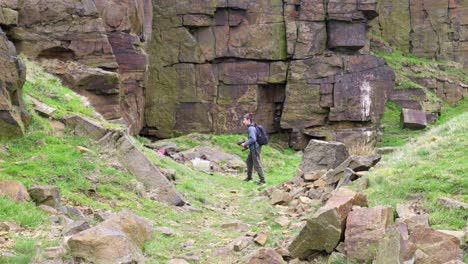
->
[364, 111, 468, 230]
[1, 62, 303, 263]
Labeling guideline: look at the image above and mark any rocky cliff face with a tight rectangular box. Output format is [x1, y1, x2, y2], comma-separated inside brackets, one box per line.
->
[0, 1, 28, 137]
[376, 0, 468, 69]
[144, 0, 395, 148]
[6, 0, 152, 135]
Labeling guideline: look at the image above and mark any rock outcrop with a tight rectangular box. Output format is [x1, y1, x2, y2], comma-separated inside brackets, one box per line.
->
[7, 0, 152, 135]
[144, 0, 395, 148]
[376, 0, 468, 69]
[0, 26, 27, 137]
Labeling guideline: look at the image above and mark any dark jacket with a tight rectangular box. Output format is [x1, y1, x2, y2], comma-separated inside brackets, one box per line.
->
[245, 124, 259, 150]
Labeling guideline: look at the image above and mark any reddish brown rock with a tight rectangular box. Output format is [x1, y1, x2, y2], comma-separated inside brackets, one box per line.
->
[0, 180, 30, 202]
[288, 188, 368, 258]
[248, 248, 284, 264]
[328, 21, 367, 50]
[401, 108, 427, 129]
[28, 185, 61, 207]
[409, 226, 463, 263]
[344, 206, 394, 261]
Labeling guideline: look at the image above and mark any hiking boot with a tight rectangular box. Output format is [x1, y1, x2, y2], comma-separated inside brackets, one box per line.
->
[256, 181, 266, 186]
[243, 177, 253, 182]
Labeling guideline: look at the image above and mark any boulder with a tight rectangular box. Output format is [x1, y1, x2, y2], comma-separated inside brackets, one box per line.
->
[270, 189, 292, 205]
[344, 205, 394, 262]
[298, 140, 349, 175]
[408, 226, 463, 263]
[248, 248, 284, 264]
[288, 188, 368, 258]
[0, 180, 30, 202]
[67, 210, 153, 264]
[401, 108, 427, 129]
[28, 185, 61, 207]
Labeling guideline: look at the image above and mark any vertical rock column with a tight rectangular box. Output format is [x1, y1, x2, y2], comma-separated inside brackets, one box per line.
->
[0, 1, 28, 137]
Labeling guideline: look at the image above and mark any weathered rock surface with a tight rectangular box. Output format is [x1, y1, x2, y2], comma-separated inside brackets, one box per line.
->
[144, 0, 395, 149]
[98, 132, 186, 206]
[7, 0, 151, 134]
[298, 140, 349, 175]
[288, 188, 368, 258]
[377, 0, 468, 69]
[0, 28, 27, 137]
[28, 185, 61, 207]
[344, 205, 394, 261]
[0, 180, 30, 202]
[67, 210, 154, 264]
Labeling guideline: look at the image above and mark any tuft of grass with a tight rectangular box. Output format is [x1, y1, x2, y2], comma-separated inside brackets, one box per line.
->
[348, 142, 376, 156]
[364, 111, 468, 230]
[0, 196, 47, 228]
[0, 237, 38, 264]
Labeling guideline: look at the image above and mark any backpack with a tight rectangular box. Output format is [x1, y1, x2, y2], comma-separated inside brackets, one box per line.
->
[255, 124, 268, 146]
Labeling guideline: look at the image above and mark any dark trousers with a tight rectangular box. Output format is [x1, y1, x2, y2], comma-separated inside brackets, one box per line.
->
[246, 147, 265, 181]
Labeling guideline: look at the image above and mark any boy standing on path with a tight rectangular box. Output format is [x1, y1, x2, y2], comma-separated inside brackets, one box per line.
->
[241, 113, 266, 185]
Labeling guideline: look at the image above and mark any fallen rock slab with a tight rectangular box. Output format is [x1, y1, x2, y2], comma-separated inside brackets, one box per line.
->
[298, 140, 349, 175]
[288, 188, 368, 258]
[28, 185, 61, 207]
[344, 205, 394, 262]
[438, 197, 468, 210]
[67, 210, 153, 264]
[99, 132, 187, 206]
[0, 180, 30, 202]
[401, 108, 427, 129]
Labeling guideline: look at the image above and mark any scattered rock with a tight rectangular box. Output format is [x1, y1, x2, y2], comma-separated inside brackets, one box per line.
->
[38, 205, 59, 215]
[155, 227, 175, 236]
[344, 205, 394, 262]
[93, 211, 114, 222]
[408, 226, 463, 263]
[288, 188, 368, 258]
[303, 170, 327, 182]
[234, 236, 253, 252]
[275, 216, 291, 228]
[0, 180, 30, 202]
[62, 114, 107, 140]
[30, 97, 56, 117]
[62, 221, 90, 237]
[376, 147, 399, 155]
[145, 141, 179, 155]
[395, 204, 429, 230]
[248, 248, 284, 264]
[28, 185, 61, 207]
[401, 108, 427, 129]
[254, 233, 268, 246]
[438, 197, 468, 210]
[221, 221, 249, 232]
[336, 168, 359, 188]
[270, 189, 292, 205]
[44, 246, 66, 259]
[298, 140, 349, 175]
[67, 210, 153, 263]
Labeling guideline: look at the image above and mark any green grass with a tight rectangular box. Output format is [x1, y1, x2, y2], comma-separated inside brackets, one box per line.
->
[0, 238, 38, 264]
[0, 196, 47, 228]
[364, 111, 468, 230]
[22, 58, 95, 119]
